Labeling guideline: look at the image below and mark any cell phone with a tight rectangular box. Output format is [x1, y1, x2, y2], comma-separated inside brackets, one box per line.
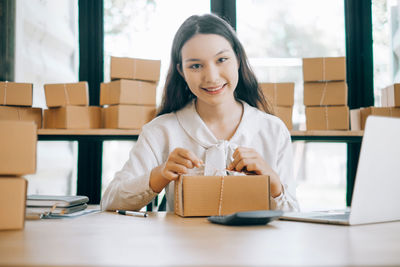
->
[207, 210, 283, 226]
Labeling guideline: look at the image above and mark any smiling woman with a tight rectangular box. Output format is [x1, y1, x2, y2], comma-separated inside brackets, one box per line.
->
[101, 14, 299, 213]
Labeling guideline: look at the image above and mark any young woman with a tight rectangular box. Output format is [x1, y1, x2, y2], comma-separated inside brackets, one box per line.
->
[101, 14, 299, 212]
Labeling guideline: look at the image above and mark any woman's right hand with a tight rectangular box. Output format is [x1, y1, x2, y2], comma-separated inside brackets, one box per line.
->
[150, 148, 203, 192]
[161, 148, 203, 181]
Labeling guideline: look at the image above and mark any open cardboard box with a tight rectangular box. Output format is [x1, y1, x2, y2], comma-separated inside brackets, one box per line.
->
[0, 82, 32, 106]
[174, 175, 270, 217]
[0, 177, 27, 230]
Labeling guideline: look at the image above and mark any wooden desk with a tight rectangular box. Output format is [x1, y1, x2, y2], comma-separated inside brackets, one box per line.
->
[0, 211, 399, 266]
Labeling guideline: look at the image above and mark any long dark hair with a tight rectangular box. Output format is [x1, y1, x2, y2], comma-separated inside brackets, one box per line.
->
[157, 13, 272, 116]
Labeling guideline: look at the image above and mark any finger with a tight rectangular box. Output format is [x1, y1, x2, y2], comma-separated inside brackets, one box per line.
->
[229, 151, 256, 170]
[234, 158, 250, 172]
[164, 162, 188, 177]
[170, 154, 195, 169]
[232, 147, 253, 159]
[244, 163, 262, 175]
[176, 148, 203, 167]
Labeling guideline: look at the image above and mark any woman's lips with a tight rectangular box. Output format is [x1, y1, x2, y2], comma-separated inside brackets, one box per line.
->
[201, 84, 226, 94]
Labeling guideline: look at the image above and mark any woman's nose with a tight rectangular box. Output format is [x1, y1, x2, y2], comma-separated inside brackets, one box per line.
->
[202, 64, 219, 83]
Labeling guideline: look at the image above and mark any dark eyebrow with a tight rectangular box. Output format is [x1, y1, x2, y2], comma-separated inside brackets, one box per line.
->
[184, 49, 231, 63]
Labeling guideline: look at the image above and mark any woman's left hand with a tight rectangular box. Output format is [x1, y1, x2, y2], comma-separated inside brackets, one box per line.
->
[227, 147, 283, 198]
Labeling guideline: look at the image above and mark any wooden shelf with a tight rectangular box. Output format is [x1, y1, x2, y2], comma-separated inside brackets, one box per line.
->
[38, 128, 141, 136]
[37, 129, 363, 137]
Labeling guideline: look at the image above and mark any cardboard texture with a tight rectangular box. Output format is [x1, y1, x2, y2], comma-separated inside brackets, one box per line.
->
[44, 82, 89, 107]
[305, 106, 349, 130]
[0, 82, 32, 106]
[174, 175, 270, 217]
[304, 81, 348, 106]
[350, 107, 400, 130]
[100, 79, 157, 106]
[382, 84, 400, 107]
[0, 121, 37, 175]
[273, 106, 293, 130]
[259, 83, 295, 106]
[0, 177, 27, 230]
[44, 106, 101, 129]
[103, 105, 156, 129]
[302, 57, 346, 82]
[110, 56, 161, 82]
[0, 106, 42, 128]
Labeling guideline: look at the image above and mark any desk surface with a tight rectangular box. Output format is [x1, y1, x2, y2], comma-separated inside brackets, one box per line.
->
[0, 211, 399, 267]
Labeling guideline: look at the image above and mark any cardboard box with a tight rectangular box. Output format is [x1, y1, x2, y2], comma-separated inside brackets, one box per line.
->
[175, 175, 270, 217]
[110, 56, 161, 82]
[44, 106, 101, 129]
[304, 81, 348, 106]
[382, 84, 400, 107]
[0, 177, 27, 230]
[0, 121, 37, 175]
[103, 105, 156, 129]
[350, 107, 400, 130]
[100, 79, 157, 106]
[302, 57, 346, 82]
[273, 106, 293, 130]
[0, 82, 32, 106]
[0, 106, 42, 129]
[44, 82, 89, 107]
[305, 106, 349, 130]
[259, 83, 294, 106]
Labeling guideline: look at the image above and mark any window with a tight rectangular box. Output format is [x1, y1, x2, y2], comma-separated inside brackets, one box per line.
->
[102, 0, 210, 195]
[237, 0, 347, 211]
[372, 0, 400, 105]
[15, 0, 79, 195]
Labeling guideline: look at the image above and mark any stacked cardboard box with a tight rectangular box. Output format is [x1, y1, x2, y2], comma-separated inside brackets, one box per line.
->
[350, 107, 400, 130]
[0, 81, 42, 128]
[350, 84, 400, 130]
[382, 84, 400, 107]
[43, 82, 101, 129]
[0, 121, 37, 230]
[260, 83, 294, 130]
[101, 57, 160, 129]
[303, 57, 349, 130]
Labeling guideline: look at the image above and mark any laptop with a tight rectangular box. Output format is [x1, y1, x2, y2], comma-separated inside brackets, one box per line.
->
[281, 116, 400, 225]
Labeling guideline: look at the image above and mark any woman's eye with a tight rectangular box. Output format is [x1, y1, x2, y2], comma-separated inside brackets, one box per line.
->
[218, 57, 228, 63]
[189, 64, 202, 69]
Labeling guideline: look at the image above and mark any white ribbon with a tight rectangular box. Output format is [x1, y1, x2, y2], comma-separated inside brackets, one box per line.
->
[204, 140, 238, 176]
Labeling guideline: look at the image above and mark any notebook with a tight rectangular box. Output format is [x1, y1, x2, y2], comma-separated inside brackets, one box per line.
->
[281, 116, 400, 225]
[26, 203, 88, 215]
[26, 195, 89, 208]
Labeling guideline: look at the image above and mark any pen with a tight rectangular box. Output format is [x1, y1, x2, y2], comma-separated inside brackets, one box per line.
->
[117, 210, 147, 218]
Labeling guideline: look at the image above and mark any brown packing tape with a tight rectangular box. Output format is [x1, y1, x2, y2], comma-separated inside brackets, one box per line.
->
[218, 176, 225, 216]
[63, 84, 70, 105]
[319, 82, 328, 106]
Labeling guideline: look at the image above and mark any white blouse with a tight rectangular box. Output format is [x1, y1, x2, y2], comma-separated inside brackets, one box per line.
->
[101, 100, 299, 212]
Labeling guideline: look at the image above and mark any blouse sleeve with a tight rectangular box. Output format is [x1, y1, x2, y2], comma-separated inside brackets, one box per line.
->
[270, 126, 300, 212]
[100, 129, 160, 211]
